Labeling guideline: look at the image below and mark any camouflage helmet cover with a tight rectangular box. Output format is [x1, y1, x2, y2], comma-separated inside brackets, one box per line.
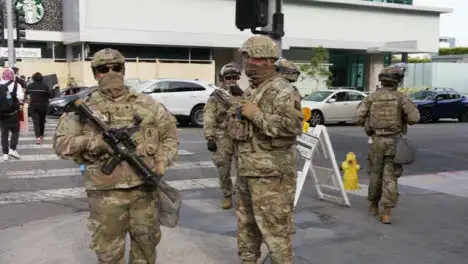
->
[91, 48, 126, 68]
[378, 63, 407, 84]
[220, 63, 241, 76]
[275, 58, 300, 82]
[239, 35, 279, 59]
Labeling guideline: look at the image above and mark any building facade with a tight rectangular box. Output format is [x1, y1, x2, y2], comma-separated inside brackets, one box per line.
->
[1, 0, 451, 93]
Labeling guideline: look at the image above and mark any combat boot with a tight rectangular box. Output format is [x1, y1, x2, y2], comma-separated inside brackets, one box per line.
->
[222, 196, 232, 209]
[369, 202, 379, 216]
[380, 207, 392, 224]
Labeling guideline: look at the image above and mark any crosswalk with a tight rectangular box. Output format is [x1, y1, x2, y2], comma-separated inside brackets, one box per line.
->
[0, 118, 223, 207]
[2, 118, 468, 209]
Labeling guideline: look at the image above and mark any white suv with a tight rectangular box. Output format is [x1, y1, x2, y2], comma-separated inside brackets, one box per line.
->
[136, 78, 216, 127]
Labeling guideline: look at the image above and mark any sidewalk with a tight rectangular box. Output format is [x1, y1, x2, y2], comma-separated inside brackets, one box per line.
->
[1, 179, 468, 264]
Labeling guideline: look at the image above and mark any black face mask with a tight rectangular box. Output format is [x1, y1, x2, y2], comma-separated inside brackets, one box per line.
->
[229, 85, 243, 96]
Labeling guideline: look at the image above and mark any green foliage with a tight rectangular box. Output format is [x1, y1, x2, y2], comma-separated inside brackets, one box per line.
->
[299, 46, 333, 89]
[439, 47, 468, 55]
[399, 87, 428, 94]
[391, 56, 431, 63]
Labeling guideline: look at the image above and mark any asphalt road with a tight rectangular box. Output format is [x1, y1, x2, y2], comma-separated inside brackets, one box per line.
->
[0, 118, 467, 263]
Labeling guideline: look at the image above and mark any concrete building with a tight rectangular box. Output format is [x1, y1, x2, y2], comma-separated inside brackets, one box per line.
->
[2, 0, 451, 92]
[439, 36, 457, 49]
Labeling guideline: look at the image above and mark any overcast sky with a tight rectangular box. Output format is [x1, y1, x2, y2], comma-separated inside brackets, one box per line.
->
[413, 0, 468, 46]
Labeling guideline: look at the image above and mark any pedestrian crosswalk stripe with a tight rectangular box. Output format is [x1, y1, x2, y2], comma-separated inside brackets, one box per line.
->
[3, 161, 216, 179]
[19, 137, 53, 141]
[17, 144, 55, 149]
[3, 150, 195, 162]
[0, 176, 236, 205]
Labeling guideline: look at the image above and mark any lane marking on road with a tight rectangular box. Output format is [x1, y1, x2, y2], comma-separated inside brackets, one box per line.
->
[16, 144, 55, 149]
[1, 150, 195, 162]
[2, 161, 216, 179]
[0, 176, 235, 205]
[19, 137, 53, 141]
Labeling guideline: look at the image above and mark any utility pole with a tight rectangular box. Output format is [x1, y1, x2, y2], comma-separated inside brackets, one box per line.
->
[6, 0, 15, 66]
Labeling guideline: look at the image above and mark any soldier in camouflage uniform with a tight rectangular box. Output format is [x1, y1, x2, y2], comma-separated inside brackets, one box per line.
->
[357, 63, 420, 224]
[275, 58, 303, 234]
[53, 48, 179, 264]
[231, 36, 303, 264]
[203, 63, 243, 209]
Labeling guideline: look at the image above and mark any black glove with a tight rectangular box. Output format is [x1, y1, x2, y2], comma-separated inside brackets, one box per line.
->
[229, 85, 244, 96]
[207, 138, 217, 152]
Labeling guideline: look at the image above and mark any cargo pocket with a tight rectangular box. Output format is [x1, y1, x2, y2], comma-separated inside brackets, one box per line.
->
[86, 218, 102, 250]
[132, 131, 146, 156]
[257, 177, 291, 237]
[144, 127, 159, 156]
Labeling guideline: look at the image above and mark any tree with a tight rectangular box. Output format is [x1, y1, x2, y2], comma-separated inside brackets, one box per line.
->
[299, 46, 333, 90]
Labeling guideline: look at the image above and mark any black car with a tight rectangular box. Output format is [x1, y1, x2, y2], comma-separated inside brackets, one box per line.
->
[48, 86, 97, 116]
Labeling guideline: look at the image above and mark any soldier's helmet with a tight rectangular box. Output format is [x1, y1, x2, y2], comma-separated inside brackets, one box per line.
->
[378, 63, 407, 84]
[239, 35, 279, 59]
[275, 58, 300, 82]
[220, 63, 241, 77]
[91, 48, 126, 68]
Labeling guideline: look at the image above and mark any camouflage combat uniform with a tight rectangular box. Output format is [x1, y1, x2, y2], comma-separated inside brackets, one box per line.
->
[203, 63, 242, 209]
[232, 36, 303, 264]
[276, 58, 303, 234]
[53, 48, 179, 264]
[357, 64, 420, 224]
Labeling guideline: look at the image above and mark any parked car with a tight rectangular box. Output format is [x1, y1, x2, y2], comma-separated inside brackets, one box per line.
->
[408, 88, 468, 123]
[301, 89, 367, 126]
[124, 78, 145, 88]
[58, 86, 89, 97]
[136, 78, 216, 127]
[48, 86, 97, 116]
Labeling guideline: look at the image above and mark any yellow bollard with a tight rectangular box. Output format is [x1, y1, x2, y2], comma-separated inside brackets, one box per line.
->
[302, 107, 311, 133]
[341, 152, 360, 190]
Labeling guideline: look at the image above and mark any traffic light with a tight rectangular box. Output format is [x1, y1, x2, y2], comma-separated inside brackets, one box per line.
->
[235, 0, 269, 31]
[15, 9, 26, 45]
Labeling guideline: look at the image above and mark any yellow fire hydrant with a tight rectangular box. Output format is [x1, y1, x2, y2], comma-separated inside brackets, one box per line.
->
[302, 107, 311, 133]
[341, 152, 360, 190]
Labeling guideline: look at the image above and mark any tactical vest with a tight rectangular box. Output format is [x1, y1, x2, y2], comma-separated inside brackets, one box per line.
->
[369, 90, 403, 135]
[226, 81, 271, 141]
[81, 91, 160, 189]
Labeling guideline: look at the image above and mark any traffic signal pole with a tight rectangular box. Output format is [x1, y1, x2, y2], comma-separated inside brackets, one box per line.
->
[261, 0, 284, 56]
[6, 0, 15, 66]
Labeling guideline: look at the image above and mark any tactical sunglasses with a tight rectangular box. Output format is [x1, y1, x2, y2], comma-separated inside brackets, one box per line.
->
[95, 64, 124, 74]
[224, 75, 239, 81]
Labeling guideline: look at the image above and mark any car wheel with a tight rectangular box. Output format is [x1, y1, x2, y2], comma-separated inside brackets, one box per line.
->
[309, 110, 324, 126]
[190, 105, 205, 128]
[458, 110, 468, 122]
[419, 108, 433, 123]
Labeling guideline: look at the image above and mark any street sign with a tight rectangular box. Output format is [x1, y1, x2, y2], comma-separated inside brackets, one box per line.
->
[0, 48, 41, 58]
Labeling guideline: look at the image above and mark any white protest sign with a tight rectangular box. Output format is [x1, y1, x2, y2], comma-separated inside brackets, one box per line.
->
[294, 125, 351, 207]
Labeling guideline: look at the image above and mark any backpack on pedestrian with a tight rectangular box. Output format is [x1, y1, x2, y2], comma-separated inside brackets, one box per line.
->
[0, 80, 19, 114]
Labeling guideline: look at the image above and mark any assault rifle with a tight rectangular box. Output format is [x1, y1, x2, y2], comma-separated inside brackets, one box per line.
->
[211, 87, 244, 120]
[69, 99, 181, 228]
[211, 89, 233, 109]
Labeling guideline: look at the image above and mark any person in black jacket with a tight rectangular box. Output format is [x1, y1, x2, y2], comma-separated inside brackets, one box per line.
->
[12, 67, 27, 89]
[25, 72, 54, 144]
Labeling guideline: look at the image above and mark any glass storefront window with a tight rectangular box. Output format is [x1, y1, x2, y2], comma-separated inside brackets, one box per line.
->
[329, 53, 366, 91]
